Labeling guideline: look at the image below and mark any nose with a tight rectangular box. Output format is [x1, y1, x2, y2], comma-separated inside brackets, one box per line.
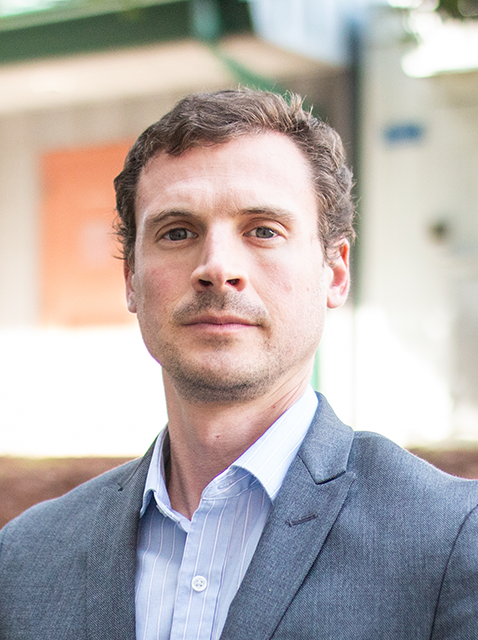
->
[191, 229, 248, 292]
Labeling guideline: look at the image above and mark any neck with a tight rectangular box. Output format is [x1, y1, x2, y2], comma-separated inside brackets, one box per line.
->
[162, 370, 311, 520]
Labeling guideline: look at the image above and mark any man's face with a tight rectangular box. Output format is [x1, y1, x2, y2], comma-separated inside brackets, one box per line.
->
[125, 132, 349, 404]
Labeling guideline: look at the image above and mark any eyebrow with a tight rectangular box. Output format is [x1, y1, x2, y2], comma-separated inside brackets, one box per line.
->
[142, 210, 197, 234]
[142, 206, 297, 233]
[241, 206, 296, 224]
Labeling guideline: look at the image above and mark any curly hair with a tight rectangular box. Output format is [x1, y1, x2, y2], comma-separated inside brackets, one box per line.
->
[114, 88, 355, 265]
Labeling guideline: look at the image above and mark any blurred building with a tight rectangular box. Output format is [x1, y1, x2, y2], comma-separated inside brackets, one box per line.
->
[0, 0, 477, 458]
[357, 4, 478, 445]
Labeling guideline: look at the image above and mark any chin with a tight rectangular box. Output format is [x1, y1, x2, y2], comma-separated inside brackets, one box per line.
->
[165, 361, 275, 405]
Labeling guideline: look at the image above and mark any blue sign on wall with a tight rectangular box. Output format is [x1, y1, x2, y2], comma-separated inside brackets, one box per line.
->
[383, 123, 425, 145]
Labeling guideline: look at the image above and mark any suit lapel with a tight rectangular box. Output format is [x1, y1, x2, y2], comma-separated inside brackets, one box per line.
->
[86, 444, 154, 640]
[83, 396, 354, 640]
[220, 395, 356, 640]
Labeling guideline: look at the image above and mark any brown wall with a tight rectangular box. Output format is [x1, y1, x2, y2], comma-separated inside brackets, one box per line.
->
[0, 456, 132, 529]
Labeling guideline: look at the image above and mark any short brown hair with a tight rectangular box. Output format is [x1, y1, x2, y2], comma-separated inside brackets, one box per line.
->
[114, 88, 355, 265]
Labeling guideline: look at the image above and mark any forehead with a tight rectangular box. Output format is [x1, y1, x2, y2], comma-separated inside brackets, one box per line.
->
[135, 132, 317, 217]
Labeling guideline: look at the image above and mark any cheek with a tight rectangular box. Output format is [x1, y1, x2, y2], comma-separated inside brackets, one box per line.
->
[257, 253, 323, 303]
[142, 259, 189, 295]
[254, 256, 298, 294]
[268, 264, 327, 332]
[134, 270, 178, 321]
[257, 270, 322, 337]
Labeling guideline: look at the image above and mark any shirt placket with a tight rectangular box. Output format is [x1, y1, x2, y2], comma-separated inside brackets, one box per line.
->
[169, 474, 245, 640]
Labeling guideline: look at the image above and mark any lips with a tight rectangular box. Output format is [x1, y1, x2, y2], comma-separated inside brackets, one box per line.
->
[185, 315, 255, 326]
[172, 292, 270, 329]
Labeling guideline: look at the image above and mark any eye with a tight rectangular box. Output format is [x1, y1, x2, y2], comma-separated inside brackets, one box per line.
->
[247, 226, 278, 239]
[163, 228, 196, 241]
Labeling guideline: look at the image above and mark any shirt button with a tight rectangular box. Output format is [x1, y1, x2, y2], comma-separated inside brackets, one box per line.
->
[191, 575, 207, 592]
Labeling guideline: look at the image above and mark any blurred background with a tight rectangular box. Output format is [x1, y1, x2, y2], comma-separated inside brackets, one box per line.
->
[1, 0, 478, 524]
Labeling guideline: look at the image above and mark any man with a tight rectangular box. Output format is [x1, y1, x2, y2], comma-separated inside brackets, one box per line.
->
[1, 89, 477, 639]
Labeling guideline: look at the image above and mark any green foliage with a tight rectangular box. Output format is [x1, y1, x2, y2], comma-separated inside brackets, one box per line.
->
[438, 0, 478, 19]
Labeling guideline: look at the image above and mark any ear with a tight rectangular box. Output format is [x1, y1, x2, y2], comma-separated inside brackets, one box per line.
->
[326, 240, 350, 309]
[124, 260, 137, 314]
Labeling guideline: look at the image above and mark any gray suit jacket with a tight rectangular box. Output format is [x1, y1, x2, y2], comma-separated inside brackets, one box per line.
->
[1, 395, 478, 639]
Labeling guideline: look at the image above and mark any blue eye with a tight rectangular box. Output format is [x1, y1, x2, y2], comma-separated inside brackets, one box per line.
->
[164, 228, 195, 241]
[251, 227, 277, 238]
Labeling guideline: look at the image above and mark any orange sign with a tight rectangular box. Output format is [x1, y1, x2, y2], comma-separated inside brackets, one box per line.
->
[40, 142, 134, 326]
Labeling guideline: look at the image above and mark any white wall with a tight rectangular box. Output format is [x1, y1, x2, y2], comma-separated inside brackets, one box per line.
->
[358, 6, 478, 445]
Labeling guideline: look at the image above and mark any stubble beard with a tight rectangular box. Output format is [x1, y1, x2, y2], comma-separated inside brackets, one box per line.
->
[142, 290, 293, 405]
[160, 338, 285, 405]
[140, 289, 323, 405]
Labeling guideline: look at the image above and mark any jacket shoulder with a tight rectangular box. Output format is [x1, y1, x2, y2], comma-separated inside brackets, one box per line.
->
[0, 456, 144, 542]
[350, 429, 478, 512]
[0, 454, 150, 639]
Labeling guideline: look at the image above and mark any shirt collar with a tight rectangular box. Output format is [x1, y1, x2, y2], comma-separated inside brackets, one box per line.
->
[232, 385, 318, 500]
[140, 386, 318, 516]
[140, 427, 172, 518]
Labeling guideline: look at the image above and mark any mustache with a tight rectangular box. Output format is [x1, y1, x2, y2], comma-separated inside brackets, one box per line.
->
[173, 291, 270, 326]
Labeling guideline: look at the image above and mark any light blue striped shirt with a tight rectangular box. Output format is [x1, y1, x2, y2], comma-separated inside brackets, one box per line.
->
[135, 386, 318, 640]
